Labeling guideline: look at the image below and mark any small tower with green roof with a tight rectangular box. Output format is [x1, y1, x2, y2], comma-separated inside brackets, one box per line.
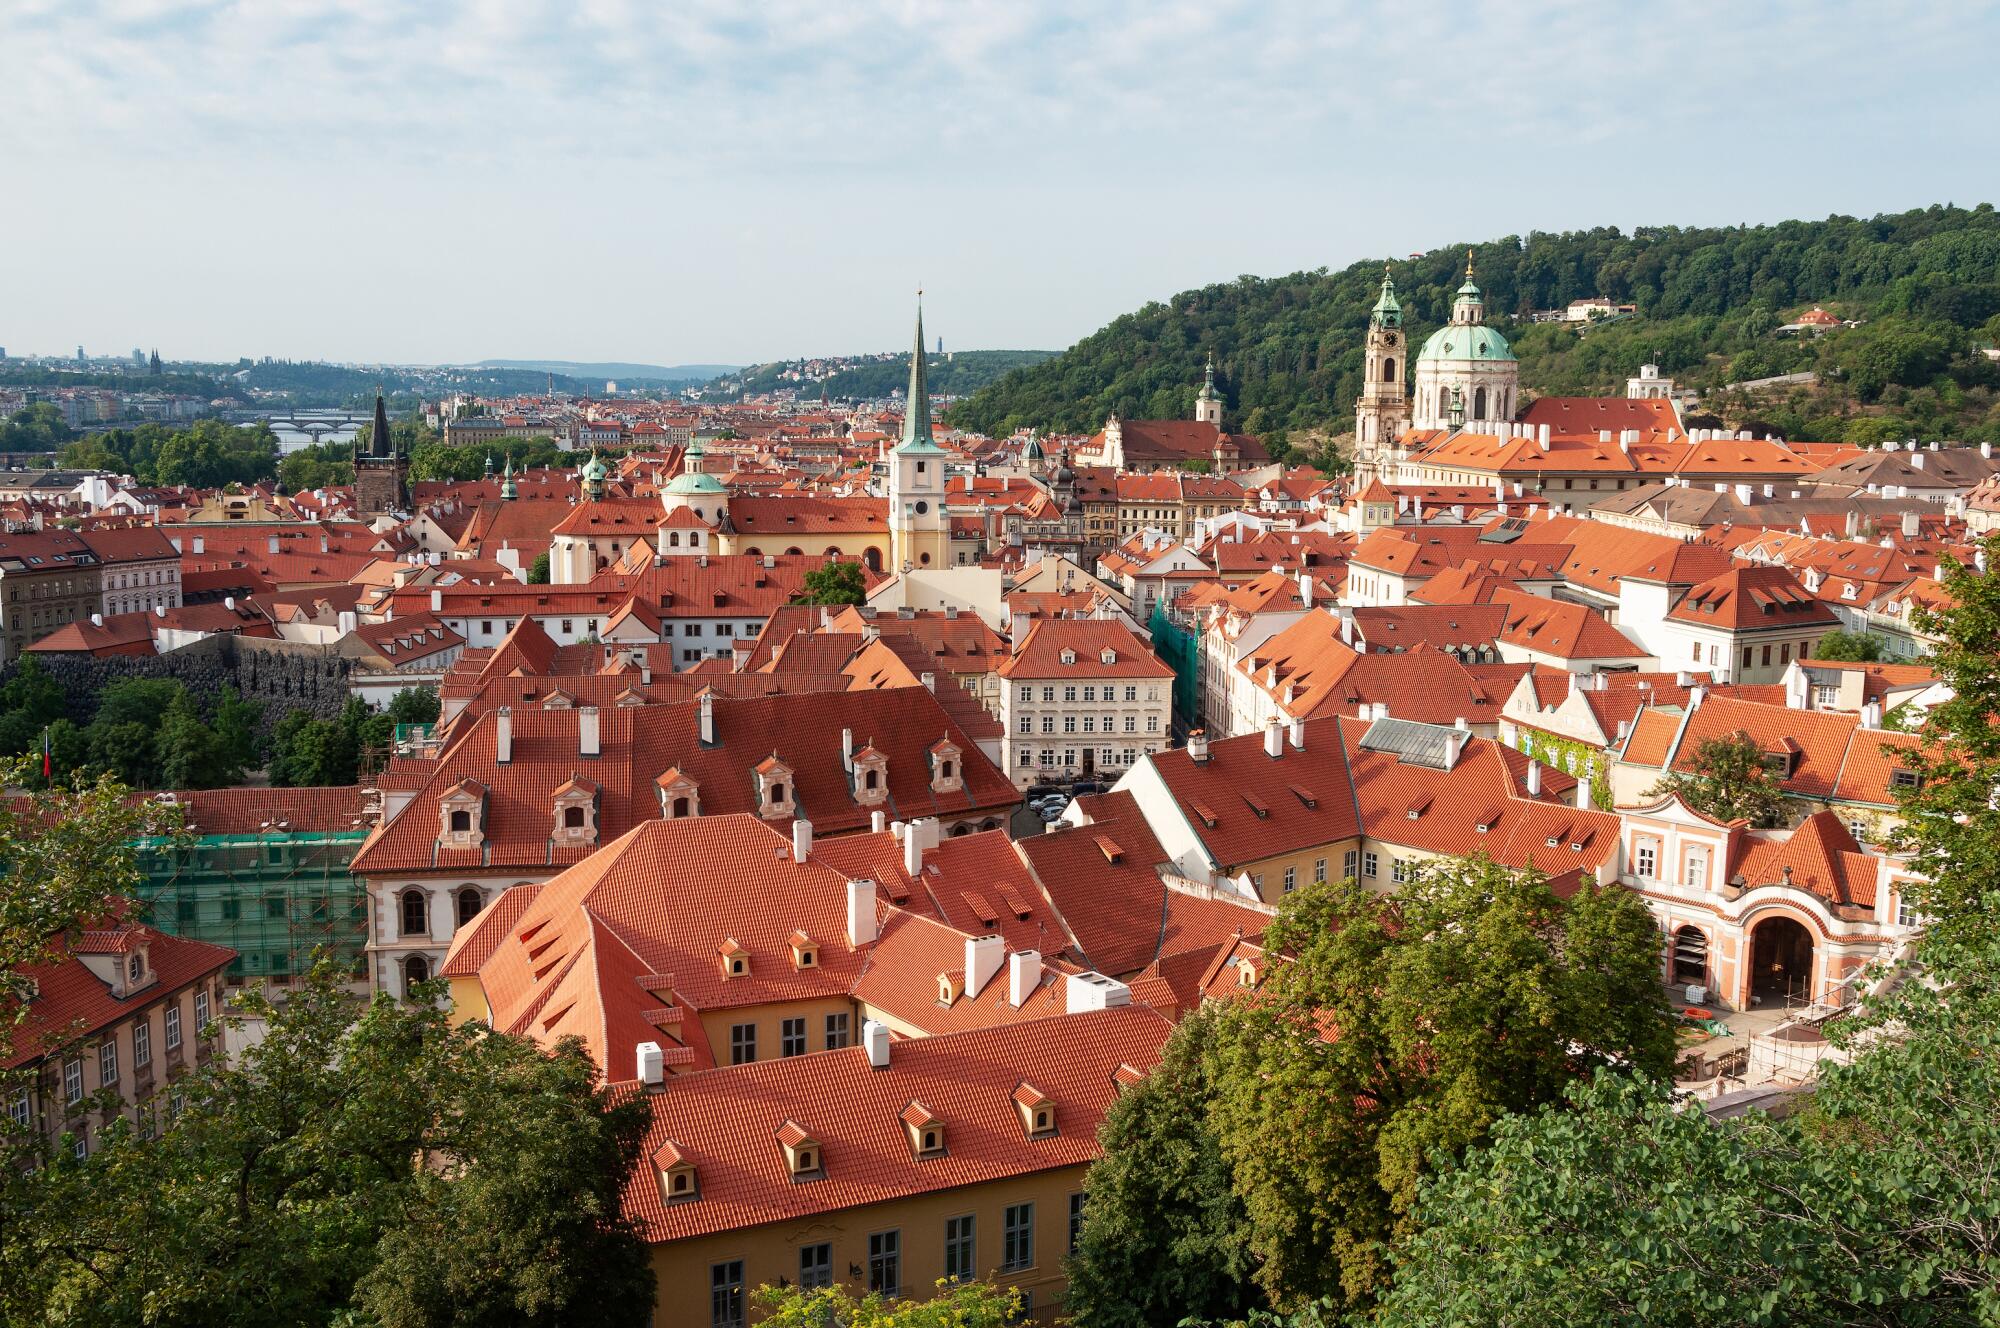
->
[1194, 354, 1224, 426]
[1354, 265, 1412, 468]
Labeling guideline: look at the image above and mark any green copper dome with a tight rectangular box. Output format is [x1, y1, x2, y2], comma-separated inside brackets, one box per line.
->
[1417, 323, 1516, 363]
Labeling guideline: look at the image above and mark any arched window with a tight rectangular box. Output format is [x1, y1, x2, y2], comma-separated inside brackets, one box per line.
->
[403, 955, 430, 992]
[940, 760, 954, 780]
[399, 889, 427, 937]
[863, 547, 883, 572]
[668, 531, 681, 547]
[1382, 357, 1396, 383]
[672, 795, 691, 818]
[563, 805, 585, 829]
[457, 887, 482, 926]
[1473, 387, 1488, 420]
[785, 546, 803, 556]
[449, 809, 471, 833]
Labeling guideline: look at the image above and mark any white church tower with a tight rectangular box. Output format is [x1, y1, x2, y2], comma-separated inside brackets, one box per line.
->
[889, 297, 948, 571]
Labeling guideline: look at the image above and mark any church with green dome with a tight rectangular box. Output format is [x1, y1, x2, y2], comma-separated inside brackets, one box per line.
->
[1411, 252, 1519, 430]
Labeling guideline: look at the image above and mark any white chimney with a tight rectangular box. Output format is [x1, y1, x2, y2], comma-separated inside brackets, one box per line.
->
[920, 671, 936, 693]
[1526, 760, 1542, 796]
[1008, 949, 1042, 1007]
[1576, 774, 1592, 810]
[636, 1041, 664, 1086]
[224, 596, 236, 611]
[1264, 716, 1283, 759]
[966, 935, 1005, 998]
[1902, 510, 1921, 539]
[1862, 699, 1884, 729]
[1289, 717, 1306, 749]
[190, 535, 204, 555]
[90, 613, 102, 627]
[431, 588, 443, 612]
[792, 817, 813, 861]
[578, 705, 600, 758]
[904, 823, 925, 877]
[846, 878, 879, 947]
[495, 706, 513, 764]
[267, 534, 280, 554]
[871, 810, 886, 834]
[1297, 567, 1312, 608]
[1339, 613, 1353, 645]
[841, 727, 854, 771]
[337, 609, 357, 635]
[862, 1019, 890, 1069]
[155, 604, 166, 618]
[697, 691, 715, 744]
[1065, 971, 1132, 1012]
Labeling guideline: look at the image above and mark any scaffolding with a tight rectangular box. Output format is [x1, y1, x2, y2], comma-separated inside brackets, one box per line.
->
[134, 829, 371, 987]
[1149, 597, 1203, 735]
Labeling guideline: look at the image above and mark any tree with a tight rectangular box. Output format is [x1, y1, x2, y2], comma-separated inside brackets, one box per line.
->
[277, 443, 355, 492]
[0, 403, 74, 452]
[1, 961, 655, 1327]
[1376, 930, 2000, 1328]
[1078, 859, 1673, 1314]
[1812, 628, 1888, 661]
[796, 559, 867, 606]
[526, 551, 551, 584]
[1645, 731, 1788, 827]
[754, 1280, 1019, 1327]
[156, 688, 229, 789]
[386, 686, 440, 726]
[1891, 533, 2000, 956]
[1067, 1004, 1262, 1328]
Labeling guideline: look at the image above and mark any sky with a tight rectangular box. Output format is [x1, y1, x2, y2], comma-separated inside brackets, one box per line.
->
[1, 0, 1991, 368]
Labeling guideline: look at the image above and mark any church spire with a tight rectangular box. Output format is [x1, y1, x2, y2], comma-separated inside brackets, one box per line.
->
[372, 388, 392, 458]
[1371, 266, 1402, 326]
[897, 293, 942, 453]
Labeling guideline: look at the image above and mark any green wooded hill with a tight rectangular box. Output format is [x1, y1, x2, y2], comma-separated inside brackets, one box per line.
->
[948, 204, 2000, 449]
[716, 349, 1054, 401]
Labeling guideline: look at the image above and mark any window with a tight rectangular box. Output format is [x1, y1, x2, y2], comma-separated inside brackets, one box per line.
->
[826, 1012, 850, 1049]
[403, 955, 429, 990]
[1682, 846, 1709, 889]
[1063, 686, 1077, 703]
[1314, 857, 1327, 884]
[1897, 895, 1922, 930]
[798, 1242, 832, 1290]
[781, 1017, 806, 1058]
[128, 954, 143, 983]
[1123, 714, 1137, 732]
[1082, 715, 1094, 733]
[133, 1019, 151, 1069]
[1063, 715, 1076, 733]
[709, 1260, 744, 1328]
[1041, 687, 1054, 702]
[1069, 1191, 1085, 1253]
[1146, 715, 1160, 732]
[1391, 858, 1410, 884]
[98, 1040, 118, 1087]
[400, 890, 428, 937]
[1761, 644, 1773, 667]
[1124, 685, 1137, 701]
[1891, 768, 1922, 790]
[1635, 840, 1657, 878]
[457, 887, 483, 926]
[944, 1214, 976, 1282]
[1040, 715, 1054, 734]
[729, 1023, 756, 1065]
[868, 1229, 901, 1296]
[1018, 716, 1032, 733]
[1002, 1201, 1036, 1272]
[1282, 866, 1297, 893]
[1343, 849, 1358, 880]
[221, 897, 240, 922]
[64, 1057, 83, 1106]
[165, 1006, 182, 1052]
[71, 1128, 87, 1160]
[449, 808, 471, 833]
[7, 1088, 27, 1128]
[1083, 686, 1096, 702]
[1363, 851, 1379, 879]
[194, 989, 210, 1029]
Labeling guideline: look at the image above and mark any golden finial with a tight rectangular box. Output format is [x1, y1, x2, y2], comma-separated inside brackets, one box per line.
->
[1465, 248, 1475, 278]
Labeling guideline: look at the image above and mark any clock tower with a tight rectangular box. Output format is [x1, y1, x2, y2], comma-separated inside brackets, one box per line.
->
[889, 298, 948, 572]
[1353, 269, 1410, 482]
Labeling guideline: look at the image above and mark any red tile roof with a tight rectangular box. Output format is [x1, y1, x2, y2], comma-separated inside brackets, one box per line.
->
[6, 921, 234, 1069]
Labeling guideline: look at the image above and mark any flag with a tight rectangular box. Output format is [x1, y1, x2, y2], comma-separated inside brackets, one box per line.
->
[41, 726, 51, 779]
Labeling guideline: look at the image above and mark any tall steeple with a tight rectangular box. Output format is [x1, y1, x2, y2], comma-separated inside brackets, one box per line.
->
[897, 294, 942, 454]
[1354, 264, 1411, 472]
[372, 388, 392, 458]
[500, 453, 517, 501]
[1194, 352, 1223, 426]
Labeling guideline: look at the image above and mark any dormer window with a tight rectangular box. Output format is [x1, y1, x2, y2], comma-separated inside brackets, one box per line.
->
[1111, 1063, 1145, 1095]
[929, 737, 963, 794]
[1891, 768, 1922, 790]
[658, 1141, 698, 1203]
[1060, 648, 1077, 665]
[719, 938, 748, 979]
[1014, 1082, 1056, 1138]
[438, 780, 487, 849]
[777, 1119, 823, 1180]
[852, 745, 889, 808]
[755, 756, 795, 819]
[789, 931, 818, 970]
[938, 971, 962, 1005]
[552, 777, 600, 846]
[657, 768, 700, 819]
[1237, 955, 1261, 987]
[903, 1101, 944, 1158]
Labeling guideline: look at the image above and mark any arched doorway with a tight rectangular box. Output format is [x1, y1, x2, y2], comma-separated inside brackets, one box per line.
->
[863, 547, 883, 573]
[1748, 916, 1814, 1008]
[1670, 925, 1709, 987]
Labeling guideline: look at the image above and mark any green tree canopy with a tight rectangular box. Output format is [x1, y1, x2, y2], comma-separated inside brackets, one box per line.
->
[1811, 628, 1888, 661]
[796, 559, 868, 606]
[1645, 731, 1789, 827]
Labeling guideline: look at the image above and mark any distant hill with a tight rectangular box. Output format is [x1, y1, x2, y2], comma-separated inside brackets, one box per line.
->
[948, 204, 2000, 449]
[469, 359, 739, 383]
[713, 349, 1055, 401]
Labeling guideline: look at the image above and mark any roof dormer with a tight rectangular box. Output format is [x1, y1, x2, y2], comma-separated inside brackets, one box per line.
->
[902, 1101, 945, 1159]
[928, 736, 962, 794]
[851, 744, 888, 807]
[1013, 1081, 1057, 1139]
[718, 938, 748, 979]
[754, 754, 795, 819]
[1099, 646, 1117, 664]
[657, 767, 700, 820]
[438, 778, 487, 849]
[1059, 648, 1077, 665]
[776, 1119, 823, 1180]
[1236, 954, 1262, 987]
[789, 930, 818, 971]
[937, 970, 962, 1006]
[552, 775, 600, 847]
[657, 1140, 699, 1203]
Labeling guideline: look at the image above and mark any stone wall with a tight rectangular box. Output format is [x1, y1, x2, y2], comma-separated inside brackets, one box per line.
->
[5, 635, 354, 738]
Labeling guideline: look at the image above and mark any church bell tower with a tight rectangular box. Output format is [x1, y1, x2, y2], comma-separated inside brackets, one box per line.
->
[1354, 269, 1410, 480]
[889, 297, 949, 572]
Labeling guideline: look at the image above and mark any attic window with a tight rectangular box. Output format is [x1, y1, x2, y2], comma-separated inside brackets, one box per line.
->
[776, 1120, 823, 1180]
[1241, 792, 1270, 819]
[1288, 784, 1317, 809]
[1099, 647, 1117, 664]
[719, 939, 748, 978]
[1406, 793, 1433, 819]
[1059, 649, 1077, 665]
[937, 971, 961, 1005]
[1190, 801, 1219, 828]
[789, 931, 818, 970]
[1236, 955, 1261, 987]
[1890, 768, 1922, 790]
[902, 1101, 944, 1158]
[1013, 1082, 1056, 1139]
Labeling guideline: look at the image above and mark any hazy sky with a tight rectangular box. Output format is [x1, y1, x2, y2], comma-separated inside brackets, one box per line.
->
[1, 1, 1989, 367]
